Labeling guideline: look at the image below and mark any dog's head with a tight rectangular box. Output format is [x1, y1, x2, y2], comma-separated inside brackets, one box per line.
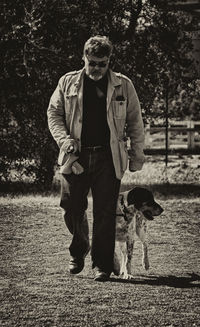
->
[127, 187, 163, 220]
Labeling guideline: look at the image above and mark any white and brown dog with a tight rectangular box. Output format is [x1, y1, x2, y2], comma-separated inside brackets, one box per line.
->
[113, 187, 163, 279]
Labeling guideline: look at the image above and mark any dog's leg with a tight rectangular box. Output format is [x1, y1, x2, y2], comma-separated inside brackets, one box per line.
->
[142, 241, 149, 270]
[137, 221, 150, 270]
[126, 239, 135, 279]
[113, 241, 129, 277]
[124, 217, 136, 279]
[120, 242, 128, 277]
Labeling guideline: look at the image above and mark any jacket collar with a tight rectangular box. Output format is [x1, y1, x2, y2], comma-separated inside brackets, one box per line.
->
[73, 68, 85, 90]
[70, 68, 122, 112]
[107, 69, 122, 109]
[72, 68, 122, 89]
[108, 69, 122, 87]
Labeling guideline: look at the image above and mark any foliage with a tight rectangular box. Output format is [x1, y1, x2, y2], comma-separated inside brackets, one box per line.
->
[169, 79, 200, 119]
[1, 0, 61, 187]
[0, 0, 199, 186]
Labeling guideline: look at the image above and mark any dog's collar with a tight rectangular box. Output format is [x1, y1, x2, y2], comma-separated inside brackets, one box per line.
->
[116, 192, 130, 221]
[122, 191, 129, 208]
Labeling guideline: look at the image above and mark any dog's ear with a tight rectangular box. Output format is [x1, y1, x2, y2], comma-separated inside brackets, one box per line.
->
[118, 194, 125, 212]
[127, 187, 154, 209]
[127, 188, 142, 209]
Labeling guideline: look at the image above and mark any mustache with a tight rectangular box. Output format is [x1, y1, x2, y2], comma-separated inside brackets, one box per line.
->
[92, 71, 101, 74]
[89, 73, 103, 81]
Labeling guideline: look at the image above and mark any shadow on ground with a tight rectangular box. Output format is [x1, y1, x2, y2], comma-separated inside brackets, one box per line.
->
[1, 181, 200, 198]
[108, 273, 200, 289]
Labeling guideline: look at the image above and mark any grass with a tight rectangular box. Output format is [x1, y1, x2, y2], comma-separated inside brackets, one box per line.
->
[0, 155, 200, 326]
[1, 154, 200, 197]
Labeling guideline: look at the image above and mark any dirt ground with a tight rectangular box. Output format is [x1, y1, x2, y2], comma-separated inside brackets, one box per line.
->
[0, 193, 200, 327]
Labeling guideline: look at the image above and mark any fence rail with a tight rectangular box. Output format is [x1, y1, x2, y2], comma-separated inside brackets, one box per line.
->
[145, 120, 200, 150]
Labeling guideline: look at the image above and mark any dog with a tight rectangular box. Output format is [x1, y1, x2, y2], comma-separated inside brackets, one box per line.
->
[113, 187, 163, 279]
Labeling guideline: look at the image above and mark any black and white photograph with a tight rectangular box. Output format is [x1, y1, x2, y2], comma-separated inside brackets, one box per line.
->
[1, 1, 200, 326]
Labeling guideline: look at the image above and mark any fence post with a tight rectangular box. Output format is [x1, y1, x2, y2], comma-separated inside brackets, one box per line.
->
[165, 81, 169, 166]
[145, 123, 151, 148]
[188, 121, 195, 149]
[168, 122, 171, 149]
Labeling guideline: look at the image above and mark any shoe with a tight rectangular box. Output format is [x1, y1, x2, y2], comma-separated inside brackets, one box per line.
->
[69, 246, 90, 274]
[69, 257, 84, 274]
[94, 268, 110, 282]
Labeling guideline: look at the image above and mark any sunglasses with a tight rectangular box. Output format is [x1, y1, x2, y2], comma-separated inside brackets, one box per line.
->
[86, 56, 109, 68]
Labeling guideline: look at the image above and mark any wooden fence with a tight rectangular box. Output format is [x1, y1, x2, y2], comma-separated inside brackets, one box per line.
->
[145, 120, 200, 150]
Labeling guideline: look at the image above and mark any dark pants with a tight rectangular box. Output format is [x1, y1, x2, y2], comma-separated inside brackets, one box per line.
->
[60, 147, 121, 274]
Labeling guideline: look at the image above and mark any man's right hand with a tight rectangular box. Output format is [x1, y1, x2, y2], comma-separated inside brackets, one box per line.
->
[60, 139, 79, 154]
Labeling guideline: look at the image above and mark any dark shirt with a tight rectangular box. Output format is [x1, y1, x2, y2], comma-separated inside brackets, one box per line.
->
[81, 73, 110, 147]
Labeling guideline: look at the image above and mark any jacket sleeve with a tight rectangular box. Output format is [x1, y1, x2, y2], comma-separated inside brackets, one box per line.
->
[126, 79, 145, 171]
[47, 76, 70, 148]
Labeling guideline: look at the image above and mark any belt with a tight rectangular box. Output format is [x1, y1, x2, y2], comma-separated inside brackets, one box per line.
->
[81, 144, 110, 152]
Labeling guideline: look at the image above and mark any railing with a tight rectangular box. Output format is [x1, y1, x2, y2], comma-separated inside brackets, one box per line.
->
[145, 120, 200, 149]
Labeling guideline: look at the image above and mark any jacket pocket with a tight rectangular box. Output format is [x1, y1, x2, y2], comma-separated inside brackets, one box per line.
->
[65, 94, 77, 113]
[112, 101, 127, 138]
[112, 100, 127, 119]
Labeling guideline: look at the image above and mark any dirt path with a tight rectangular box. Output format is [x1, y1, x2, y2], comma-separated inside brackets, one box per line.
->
[0, 196, 200, 327]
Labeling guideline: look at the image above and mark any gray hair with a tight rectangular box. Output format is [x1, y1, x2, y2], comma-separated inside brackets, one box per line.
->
[83, 35, 113, 58]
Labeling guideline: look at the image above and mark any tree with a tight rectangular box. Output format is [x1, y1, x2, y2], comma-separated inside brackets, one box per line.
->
[1, 0, 198, 186]
[1, 0, 62, 187]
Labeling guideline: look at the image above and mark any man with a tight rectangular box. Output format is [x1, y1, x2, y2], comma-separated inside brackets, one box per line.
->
[47, 35, 145, 281]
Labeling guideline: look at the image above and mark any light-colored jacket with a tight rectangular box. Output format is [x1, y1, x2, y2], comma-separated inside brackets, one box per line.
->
[47, 68, 145, 180]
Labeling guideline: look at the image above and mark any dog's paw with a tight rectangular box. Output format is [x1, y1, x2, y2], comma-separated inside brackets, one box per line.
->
[113, 269, 120, 276]
[121, 273, 134, 280]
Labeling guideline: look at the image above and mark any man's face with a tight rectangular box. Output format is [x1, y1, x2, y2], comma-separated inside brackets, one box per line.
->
[83, 54, 110, 81]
